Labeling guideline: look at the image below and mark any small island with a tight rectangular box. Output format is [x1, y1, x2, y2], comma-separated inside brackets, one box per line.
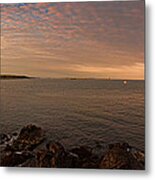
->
[0, 74, 32, 80]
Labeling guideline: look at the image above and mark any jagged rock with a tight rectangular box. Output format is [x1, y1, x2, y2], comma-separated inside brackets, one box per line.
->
[91, 143, 107, 161]
[0, 150, 34, 167]
[22, 141, 66, 168]
[19, 157, 39, 167]
[12, 124, 45, 151]
[46, 141, 66, 167]
[36, 149, 53, 167]
[0, 133, 11, 145]
[61, 152, 80, 168]
[69, 146, 98, 168]
[37, 141, 80, 168]
[46, 141, 65, 155]
[70, 146, 92, 159]
[99, 142, 144, 170]
[130, 148, 145, 166]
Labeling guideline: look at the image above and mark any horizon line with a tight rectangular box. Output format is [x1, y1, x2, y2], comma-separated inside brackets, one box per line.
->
[1, 74, 145, 81]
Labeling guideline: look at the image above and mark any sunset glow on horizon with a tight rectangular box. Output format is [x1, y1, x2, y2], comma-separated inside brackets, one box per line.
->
[1, 1, 144, 80]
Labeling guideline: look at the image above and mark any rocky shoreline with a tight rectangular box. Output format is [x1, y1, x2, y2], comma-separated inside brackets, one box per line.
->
[0, 124, 145, 169]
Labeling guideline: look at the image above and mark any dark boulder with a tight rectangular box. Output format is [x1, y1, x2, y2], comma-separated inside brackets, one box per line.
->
[36, 149, 53, 167]
[22, 141, 67, 168]
[46, 141, 66, 167]
[46, 141, 65, 155]
[99, 142, 144, 170]
[61, 152, 80, 168]
[12, 124, 45, 151]
[130, 148, 145, 166]
[70, 146, 98, 168]
[0, 150, 34, 167]
[38, 141, 80, 168]
[70, 146, 92, 159]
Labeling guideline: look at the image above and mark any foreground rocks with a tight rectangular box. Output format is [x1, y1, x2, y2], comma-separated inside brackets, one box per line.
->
[0, 124, 145, 169]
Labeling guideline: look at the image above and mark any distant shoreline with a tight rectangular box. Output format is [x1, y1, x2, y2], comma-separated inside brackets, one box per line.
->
[0, 75, 144, 81]
[41, 78, 145, 81]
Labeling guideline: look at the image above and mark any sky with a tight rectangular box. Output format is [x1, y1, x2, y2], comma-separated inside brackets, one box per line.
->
[1, 1, 144, 79]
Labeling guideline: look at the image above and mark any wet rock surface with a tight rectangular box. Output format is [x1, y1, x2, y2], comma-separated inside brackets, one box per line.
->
[0, 124, 145, 169]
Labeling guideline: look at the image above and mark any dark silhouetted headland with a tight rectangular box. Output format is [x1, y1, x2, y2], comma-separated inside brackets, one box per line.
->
[0, 74, 32, 80]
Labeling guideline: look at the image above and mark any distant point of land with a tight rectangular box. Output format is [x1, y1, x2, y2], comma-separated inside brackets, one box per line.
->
[0, 74, 33, 80]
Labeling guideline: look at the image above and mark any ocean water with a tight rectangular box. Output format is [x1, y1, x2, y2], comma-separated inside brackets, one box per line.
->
[0, 79, 145, 151]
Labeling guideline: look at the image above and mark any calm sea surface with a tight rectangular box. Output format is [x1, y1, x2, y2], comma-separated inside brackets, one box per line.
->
[0, 79, 145, 150]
